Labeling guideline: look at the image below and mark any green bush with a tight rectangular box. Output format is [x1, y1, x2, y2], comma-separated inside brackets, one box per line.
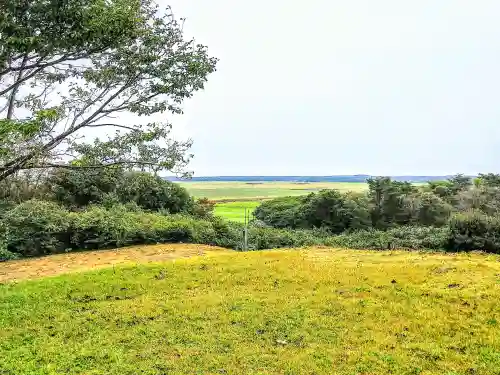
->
[47, 169, 203, 216]
[2, 200, 71, 256]
[117, 172, 192, 213]
[302, 190, 371, 233]
[3, 200, 500, 259]
[448, 211, 500, 253]
[48, 168, 122, 208]
[326, 226, 449, 250]
[405, 192, 453, 227]
[0, 221, 19, 261]
[253, 191, 372, 233]
[253, 196, 305, 229]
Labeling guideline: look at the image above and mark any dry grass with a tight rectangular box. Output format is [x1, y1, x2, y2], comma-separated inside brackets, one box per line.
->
[0, 244, 229, 282]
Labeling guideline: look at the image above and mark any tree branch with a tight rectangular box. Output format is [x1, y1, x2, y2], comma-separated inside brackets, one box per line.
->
[87, 123, 138, 131]
[6, 54, 29, 119]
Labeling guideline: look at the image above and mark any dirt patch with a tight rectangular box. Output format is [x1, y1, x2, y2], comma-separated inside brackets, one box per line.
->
[0, 244, 230, 282]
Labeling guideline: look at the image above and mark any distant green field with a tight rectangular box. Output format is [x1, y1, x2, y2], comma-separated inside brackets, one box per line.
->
[180, 181, 367, 201]
[214, 201, 260, 223]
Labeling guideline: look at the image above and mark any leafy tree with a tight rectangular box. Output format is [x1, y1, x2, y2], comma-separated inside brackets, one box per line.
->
[367, 177, 416, 229]
[302, 190, 371, 233]
[48, 167, 122, 208]
[447, 174, 472, 194]
[0, 0, 217, 181]
[404, 191, 452, 227]
[253, 196, 306, 229]
[476, 173, 500, 188]
[117, 171, 191, 213]
[254, 191, 371, 233]
[455, 186, 500, 216]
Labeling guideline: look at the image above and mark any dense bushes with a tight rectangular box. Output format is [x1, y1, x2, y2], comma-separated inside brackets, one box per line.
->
[250, 175, 500, 254]
[326, 226, 449, 251]
[47, 168, 205, 215]
[2, 201, 72, 257]
[2, 199, 498, 258]
[448, 211, 500, 252]
[4, 172, 500, 259]
[0, 201, 321, 257]
[253, 196, 306, 229]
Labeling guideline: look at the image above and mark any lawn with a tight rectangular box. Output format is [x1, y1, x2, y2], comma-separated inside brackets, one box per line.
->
[1, 246, 499, 375]
[214, 201, 260, 223]
[180, 181, 367, 201]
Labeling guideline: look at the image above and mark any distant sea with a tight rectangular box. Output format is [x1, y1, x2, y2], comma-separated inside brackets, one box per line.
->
[166, 175, 458, 183]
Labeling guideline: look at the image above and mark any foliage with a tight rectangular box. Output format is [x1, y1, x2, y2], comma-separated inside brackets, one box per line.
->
[426, 174, 472, 204]
[448, 211, 500, 253]
[302, 190, 372, 233]
[254, 191, 372, 233]
[476, 173, 500, 188]
[253, 196, 306, 229]
[0, 171, 49, 203]
[455, 186, 500, 216]
[117, 171, 192, 213]
[0, 0, 217, 181]
[367, 177, 416, 229]
[47, 168, 201, 215]
[0, 220, 19, 261]
[186, 197, 216, 219]
[48, 167, 123, 208]
[404, 191, 453, 227]
[327, 226, 449, 250]
[2, 200, 71, 256]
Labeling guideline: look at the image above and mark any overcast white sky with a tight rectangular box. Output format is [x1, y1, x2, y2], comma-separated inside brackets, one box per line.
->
[163, 0, 500, 176]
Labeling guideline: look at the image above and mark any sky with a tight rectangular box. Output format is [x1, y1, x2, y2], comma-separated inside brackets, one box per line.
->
[162, 0, 500, 177]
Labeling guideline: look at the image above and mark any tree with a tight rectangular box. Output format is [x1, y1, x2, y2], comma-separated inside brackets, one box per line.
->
[0, 0, 217, 182]
[48, 167, 123, 208]
[476, 173, 500, 188]
[117, 171, 191, 213]
[367, 177, 416, 229]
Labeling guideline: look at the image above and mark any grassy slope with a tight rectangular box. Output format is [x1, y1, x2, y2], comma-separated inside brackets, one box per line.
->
[180, 181, 367, 201]
[1, 248, 499, 375]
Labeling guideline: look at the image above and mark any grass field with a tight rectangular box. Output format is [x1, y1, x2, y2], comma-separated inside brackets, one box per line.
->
[1, 246, 499, 375]
[180, 181, 367, 201]
[213, 201, 260, 222]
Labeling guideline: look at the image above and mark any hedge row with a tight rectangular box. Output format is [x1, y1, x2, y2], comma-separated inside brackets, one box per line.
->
[1, 201, 499, 261]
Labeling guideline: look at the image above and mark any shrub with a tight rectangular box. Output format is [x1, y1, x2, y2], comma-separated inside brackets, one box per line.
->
[405, 192, 453, 227]
[2, 200, 71, 256]
[185, 197, 215, 219]
[455, 187, 500, 216]
[367, 177, 416, 229]
[254, 191, 372, 233]
[48, 169, 197, 215]
[0, 221, 19, 261]
[326, 226, 449, 250]
[302, 190, 371, 233]
[253, 196, 305, 229]
[448, 211, 500, 253]
[117, 172, 192, 213]
[48, 168, 122, 208]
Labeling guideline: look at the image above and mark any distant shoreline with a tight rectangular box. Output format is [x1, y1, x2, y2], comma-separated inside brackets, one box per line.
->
[166, 175, 461, 183]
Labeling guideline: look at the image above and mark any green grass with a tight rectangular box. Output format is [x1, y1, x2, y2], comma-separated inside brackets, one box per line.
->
[1, 248, 499, 375]
[180, 181, 367, 201]
[214, 201, 260, 222]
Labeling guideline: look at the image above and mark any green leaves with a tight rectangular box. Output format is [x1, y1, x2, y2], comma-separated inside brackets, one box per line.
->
[1, 1, 217, 180]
